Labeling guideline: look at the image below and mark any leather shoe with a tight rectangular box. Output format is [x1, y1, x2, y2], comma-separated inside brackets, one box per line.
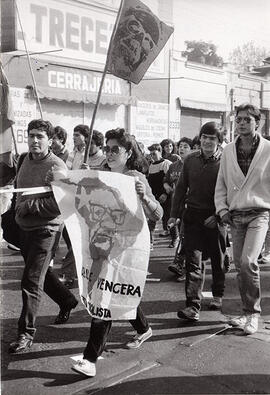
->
[9, 334, 33, 354]
[54, 300, 78, 325]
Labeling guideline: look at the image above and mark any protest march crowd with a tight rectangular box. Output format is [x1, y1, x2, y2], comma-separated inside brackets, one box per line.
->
[1, 102, 270, 378]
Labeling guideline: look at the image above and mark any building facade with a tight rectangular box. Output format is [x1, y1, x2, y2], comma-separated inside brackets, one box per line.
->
[1, 0, 269, 154]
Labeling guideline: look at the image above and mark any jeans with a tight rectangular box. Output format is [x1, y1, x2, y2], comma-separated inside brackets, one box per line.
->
[230, 210, 269, 314]
[262, 222, 270, 258]
[19, 227, 78, 339]
[60, 247, 77, 279]
[183, 208, 226, 312]
[83, 305, 149, 362]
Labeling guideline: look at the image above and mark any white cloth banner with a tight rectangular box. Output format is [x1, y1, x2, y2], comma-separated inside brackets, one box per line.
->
[52, 170, 150, 321]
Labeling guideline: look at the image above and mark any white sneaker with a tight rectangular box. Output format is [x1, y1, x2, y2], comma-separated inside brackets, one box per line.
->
[244, 314, 259, 335]
[125, 327, 152, 349]
[209, 297, 222, 310]
[7, 243, 20, 252]
[72, 359, 96, 377]
[229, 315, 247, 328]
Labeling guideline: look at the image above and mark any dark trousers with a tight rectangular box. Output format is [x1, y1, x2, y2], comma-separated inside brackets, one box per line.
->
[183, 208, 226, 312]
[83, 305, 149, 362]
[19, 227, 78, 339]
[148, 195, 172, 240]
[161, 195, 171, 231]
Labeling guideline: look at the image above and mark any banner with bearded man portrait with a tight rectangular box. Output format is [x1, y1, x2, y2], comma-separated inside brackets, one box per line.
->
[52, 169, 150, 320]
[107, 0, 174, 84]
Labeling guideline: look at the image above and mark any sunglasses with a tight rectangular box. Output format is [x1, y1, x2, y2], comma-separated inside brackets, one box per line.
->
[104, 145, 124, 155]
[235, 117, 253, 124]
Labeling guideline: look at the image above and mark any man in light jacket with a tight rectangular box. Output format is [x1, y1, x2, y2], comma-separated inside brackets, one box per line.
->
[215, 103, 270, 335]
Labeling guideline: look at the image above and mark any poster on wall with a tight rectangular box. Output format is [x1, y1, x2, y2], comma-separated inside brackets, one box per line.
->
[10, 88, 37, 154]
[131, 100, 168, 148]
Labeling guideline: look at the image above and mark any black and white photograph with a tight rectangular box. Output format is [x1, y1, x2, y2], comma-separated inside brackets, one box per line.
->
[1, 0, 270, 394]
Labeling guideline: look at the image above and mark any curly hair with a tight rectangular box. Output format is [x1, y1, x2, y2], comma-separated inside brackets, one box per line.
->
[160, 138, 177, 155]
[177, 137, 193, 148]
[105, 128, 145, 172]
[92, 130, 104, 148]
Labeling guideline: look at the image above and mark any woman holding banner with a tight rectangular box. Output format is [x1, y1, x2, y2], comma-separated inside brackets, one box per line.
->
[72, 128, 163, 377]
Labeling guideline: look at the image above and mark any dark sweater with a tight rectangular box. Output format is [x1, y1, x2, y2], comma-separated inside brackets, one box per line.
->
[15, 152, 67, 231]
[171, 150, 221, 217]
[148, 158, 171, 199]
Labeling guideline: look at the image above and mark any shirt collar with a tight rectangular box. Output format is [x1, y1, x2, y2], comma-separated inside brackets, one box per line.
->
[199, 147, 221, 161]
[236, 133, 259, 148]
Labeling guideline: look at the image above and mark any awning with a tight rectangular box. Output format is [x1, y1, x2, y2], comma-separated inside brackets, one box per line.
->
[178, 98, 226, 112]
[37, 86, 136, 106]
[5, 56, 137, 106]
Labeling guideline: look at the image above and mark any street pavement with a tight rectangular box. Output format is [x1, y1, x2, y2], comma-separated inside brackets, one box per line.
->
[1, 227, 270, 395]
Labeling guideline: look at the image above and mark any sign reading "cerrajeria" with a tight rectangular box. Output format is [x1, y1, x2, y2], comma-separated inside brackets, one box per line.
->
[48, 70, 122, 94]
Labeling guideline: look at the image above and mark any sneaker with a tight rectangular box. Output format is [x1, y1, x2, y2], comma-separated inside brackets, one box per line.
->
[125, 327, 152, 349]
[176, 274, 186, 282]
[9, 334, 33, 354]
[228, 315, 247, 328]
[209, 297, 222, 310]
[7, 243, 20, 252]
[72, 359, 96, 377]
[159, 230, 169, 237]
[177, 307, 200, 321]
[244, 314, 259, 335]
[168, 238, 179, 248]
[258, 254, 270, 264]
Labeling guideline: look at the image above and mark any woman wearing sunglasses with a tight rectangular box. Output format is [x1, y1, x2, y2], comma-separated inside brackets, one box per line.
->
[73, 128, 163, 377]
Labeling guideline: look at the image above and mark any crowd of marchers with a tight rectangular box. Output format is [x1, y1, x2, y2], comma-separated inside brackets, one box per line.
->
[1, 102, 270, 378]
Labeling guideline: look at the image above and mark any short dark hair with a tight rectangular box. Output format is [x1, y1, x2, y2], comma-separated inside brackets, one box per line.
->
[92, 130, 104, 147]
[27, 119, 54, 139]
[192, 135, 201, 148]
[236, 103, 261, 122]
[148, 143, 162, 152]
[199, 122, 223, 143]
[53, 126, 67, 144]
[74, 124, 90, 139]
[177, 137, 193, 148]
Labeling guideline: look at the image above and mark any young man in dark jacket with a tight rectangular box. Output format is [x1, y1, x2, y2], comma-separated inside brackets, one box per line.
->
[168, 122, 227, 321]
[9, 119, 78, 354]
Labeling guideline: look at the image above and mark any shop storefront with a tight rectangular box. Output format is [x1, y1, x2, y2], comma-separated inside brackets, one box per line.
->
[178, 98, 226, 139]
[4, 56, 133, 150]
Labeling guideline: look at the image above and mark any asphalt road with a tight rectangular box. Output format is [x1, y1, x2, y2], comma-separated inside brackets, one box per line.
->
[1, 228, 270, 395]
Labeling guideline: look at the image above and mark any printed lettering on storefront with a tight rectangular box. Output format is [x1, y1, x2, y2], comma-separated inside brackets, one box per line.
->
[14, 0, 165, 72]
[48, 70, 122, 95]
